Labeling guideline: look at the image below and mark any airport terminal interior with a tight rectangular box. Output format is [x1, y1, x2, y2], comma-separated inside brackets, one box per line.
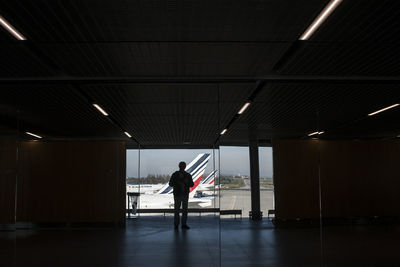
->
[1, 0, 400, 266]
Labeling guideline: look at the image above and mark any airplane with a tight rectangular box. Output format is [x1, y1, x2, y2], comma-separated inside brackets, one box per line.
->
[194, 170, 219, 197]
[127, 153, 214, 210]
[126, 169, 217, 195]
[126, 183, 164, 194]
[126, 170, 217, 196]
[198, 169, 217, 190]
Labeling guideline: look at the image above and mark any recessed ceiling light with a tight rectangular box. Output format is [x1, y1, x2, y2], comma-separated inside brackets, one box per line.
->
[368, 104, 399, 116]
[26, 132, 42, 139]
[93, 104, 109, 116]
[124, 132, 132, 138]
[308, 131, 324, 136]
[299, 0, 343, 40]
[220, 129, 227, 135]
[238, 102, 251, 115]
[0, 15, 26, 40]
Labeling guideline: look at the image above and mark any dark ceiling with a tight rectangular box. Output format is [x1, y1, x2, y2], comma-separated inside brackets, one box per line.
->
[0, 0, 400, 148]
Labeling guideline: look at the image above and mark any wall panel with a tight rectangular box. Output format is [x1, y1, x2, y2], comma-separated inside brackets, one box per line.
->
[320, 140, 400, 217]
[273, 140, 320, 220]
[273, 139, 400, 220]
[0, 141, 17, 224]
[16, 141, 126, 224]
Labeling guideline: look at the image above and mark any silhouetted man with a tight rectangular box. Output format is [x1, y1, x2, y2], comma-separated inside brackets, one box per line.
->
[169, 161, 194, 229]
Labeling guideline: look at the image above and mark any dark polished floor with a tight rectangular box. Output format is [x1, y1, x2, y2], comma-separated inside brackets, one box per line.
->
[1, 217, 400, 267]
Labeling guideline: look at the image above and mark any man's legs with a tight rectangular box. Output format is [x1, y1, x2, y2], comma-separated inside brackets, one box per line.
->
[181, 194, 189, 226]
[174, 195, 182, 227]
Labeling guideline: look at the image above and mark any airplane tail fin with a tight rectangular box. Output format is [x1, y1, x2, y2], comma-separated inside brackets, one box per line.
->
[201, 170, 217, 185]
[157, 153, 211, 195]
[187, 153, 210, 197]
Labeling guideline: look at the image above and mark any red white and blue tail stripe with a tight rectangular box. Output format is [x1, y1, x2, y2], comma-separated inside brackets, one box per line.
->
[201, 170, 217, 185]
[157, 153, 211, 195]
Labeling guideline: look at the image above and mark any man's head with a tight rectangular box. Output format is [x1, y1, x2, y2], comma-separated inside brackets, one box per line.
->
[178, 161, 186, 171]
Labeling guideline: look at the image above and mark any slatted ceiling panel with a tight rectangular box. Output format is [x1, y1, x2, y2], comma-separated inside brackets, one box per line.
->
[239, 85, 319, 132]
[81, 83, 254, 146]
[85, 84, 219, 103]
[221, 85, 400, 144]
[280, 43, 400, 75]
[1, 0, 325, 42]
[29, 43, 288, 77]
[314, 87, 399, 135]
[327, 115, 400, 139]
[312, 0, 400, 43]
[0, 87, 124, 138]
[219, 83, 255, 126]
[280, 1, 400, 75]
[1, 1, 400, 147]
[0, 84, 399, 146]
[0, 0, 324, 78]
[0, 44, 53, 77]
[84, 84, 221, 146]
[316, 87, 399, 133]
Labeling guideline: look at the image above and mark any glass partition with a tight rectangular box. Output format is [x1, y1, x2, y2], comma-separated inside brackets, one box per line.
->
[126, 148, 219, 216]
[218, 86, 324, 266]
[258, 146, 274, 219]
[219, 146, 250, 218]
[0, 89, 18, 267]
[0, 89, 19, 230]
[126, 149, 139, 217]
[319, 89, 400, 265]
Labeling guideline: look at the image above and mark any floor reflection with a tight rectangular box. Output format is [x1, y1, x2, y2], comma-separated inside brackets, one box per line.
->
[1, 217, 400, 266]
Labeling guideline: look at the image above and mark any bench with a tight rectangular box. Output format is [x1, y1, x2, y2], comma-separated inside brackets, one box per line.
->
[131, 208, 219, 217]
[268, 209, 275, 219]
[126, 208, 242, 219]
[220, 209, 242, 219]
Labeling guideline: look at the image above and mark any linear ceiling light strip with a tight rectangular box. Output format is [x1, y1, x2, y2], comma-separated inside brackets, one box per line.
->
[308, 131, 324, 136]
[368, 104, 400, 116]
[0, 15, 26, 40]
[238, 102, 251, 115]
[26, 132, 42, 139]
[93, 103, 135, 140]
[92, 103, 109, 116]
[299, 0, 343, 40]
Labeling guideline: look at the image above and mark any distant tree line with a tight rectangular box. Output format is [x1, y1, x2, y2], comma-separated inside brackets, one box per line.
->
[219, 176, 245, 188]
[126, 174, 170, 184]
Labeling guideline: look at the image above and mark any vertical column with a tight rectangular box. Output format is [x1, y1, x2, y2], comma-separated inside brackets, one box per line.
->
[249, 138, 262, 220]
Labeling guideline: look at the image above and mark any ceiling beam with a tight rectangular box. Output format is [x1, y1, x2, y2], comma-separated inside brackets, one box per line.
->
[2, 75, 400, 85]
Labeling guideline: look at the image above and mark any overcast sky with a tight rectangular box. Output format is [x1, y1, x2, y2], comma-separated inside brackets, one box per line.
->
[126, 147, 273, 178]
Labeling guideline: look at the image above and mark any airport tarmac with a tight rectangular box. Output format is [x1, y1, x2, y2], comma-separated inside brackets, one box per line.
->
[215, 189, 274, 218]
[129, 189, 275, 219]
